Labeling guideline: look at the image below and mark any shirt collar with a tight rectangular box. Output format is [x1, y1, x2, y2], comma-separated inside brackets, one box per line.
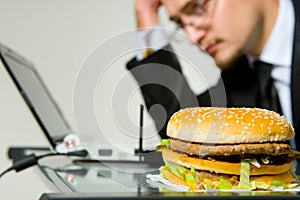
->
[258, 0, 295, 67]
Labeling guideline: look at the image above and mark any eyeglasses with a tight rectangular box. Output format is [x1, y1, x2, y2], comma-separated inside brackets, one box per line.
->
[182, 0, 210, 16]
[172, 0, 215, 29]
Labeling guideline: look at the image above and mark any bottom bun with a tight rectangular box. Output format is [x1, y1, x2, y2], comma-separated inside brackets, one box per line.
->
[162, 166, 294, 190]
[162, 148, 294, 175]
[251, 172, 294, 185]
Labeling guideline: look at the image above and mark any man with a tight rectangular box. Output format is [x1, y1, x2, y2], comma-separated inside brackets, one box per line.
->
[126, 0, 300, 155]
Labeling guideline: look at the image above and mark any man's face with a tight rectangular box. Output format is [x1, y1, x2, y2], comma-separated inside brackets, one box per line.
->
[162, 0, 263, 70]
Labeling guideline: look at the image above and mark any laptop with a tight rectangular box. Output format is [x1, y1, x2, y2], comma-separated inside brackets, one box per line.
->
[0, 42, 161, 162]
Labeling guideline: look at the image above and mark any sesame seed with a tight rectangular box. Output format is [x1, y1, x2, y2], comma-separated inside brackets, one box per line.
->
[276, 146, 280, 150]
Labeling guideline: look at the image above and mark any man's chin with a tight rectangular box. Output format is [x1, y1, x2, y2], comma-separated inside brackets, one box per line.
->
[213, 53, 243, 71]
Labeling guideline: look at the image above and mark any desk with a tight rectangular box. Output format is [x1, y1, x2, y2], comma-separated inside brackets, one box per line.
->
[38, 156, 300, 200]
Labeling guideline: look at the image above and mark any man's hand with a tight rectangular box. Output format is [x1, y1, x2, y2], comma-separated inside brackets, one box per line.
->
[135, 0, 162, 29]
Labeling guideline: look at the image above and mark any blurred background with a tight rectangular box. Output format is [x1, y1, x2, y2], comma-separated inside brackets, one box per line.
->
[0, 0, 218, 199]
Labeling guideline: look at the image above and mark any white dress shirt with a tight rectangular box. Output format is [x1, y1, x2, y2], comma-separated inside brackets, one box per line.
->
[136, 24, 169, 61]
[257, 0, 295, 126]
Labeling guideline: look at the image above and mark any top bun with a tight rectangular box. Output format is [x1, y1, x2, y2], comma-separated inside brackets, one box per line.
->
[167, 107, 294, 144]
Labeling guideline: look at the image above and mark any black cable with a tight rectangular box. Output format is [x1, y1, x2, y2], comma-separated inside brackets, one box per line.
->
[0, 166, 13, 178]
[8, 147, 50, 160]
[0, 149, 88, 179]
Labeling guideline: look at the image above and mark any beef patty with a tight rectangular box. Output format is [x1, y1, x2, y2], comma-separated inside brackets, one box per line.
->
[170, 138, 291, 156]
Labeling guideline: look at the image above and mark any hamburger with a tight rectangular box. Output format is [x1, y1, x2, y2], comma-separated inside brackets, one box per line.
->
[158, 107, 298, 191]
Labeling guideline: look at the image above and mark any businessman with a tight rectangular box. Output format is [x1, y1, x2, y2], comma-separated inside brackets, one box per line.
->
[126, 0, 300, 155]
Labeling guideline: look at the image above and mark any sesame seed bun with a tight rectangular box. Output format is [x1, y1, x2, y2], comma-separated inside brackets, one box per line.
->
[167, 107, 294, 144]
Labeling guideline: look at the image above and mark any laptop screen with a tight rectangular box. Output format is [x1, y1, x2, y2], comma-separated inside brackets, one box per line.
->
[0, 44, 72, 148]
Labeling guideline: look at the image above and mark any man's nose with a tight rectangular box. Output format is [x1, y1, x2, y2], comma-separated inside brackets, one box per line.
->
[184, 25, 206, 44]
[181, 15, 209, 44]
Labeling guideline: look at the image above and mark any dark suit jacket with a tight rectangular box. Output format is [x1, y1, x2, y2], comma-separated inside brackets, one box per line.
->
[126, 0, 300, 149]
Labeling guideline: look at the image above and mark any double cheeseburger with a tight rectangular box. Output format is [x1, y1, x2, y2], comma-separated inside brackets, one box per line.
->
[158, 107, 298, 190]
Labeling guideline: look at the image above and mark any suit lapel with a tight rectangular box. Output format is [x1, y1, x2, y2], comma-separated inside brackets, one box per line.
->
[291, 0, 300, 148]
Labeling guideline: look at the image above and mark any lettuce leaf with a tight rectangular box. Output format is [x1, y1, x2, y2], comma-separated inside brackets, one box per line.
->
[219, 176, 233, 190]
[270, 180, 287, 189]
[190, 166, 196, 178]
[253, 181, 269, 190]
[203, 182, 212, 189]
[239, 160, 251, 190]
[159, 166, 168, 180]
[160, 139, 170, 148]
[244, 158, 261, 168]
[166, 163, 185, 179]
[261, 157, 270, 164]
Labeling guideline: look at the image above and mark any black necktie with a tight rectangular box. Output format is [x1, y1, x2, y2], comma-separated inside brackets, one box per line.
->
[254, 61, 282, 115]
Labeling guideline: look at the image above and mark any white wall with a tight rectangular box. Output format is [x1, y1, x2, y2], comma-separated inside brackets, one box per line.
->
[0, 1, 136, 199]
[0, 0, 218, 199]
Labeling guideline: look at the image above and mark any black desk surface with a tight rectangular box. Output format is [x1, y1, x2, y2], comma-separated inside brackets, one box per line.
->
[40, 192, 300, 200]
[37, 156, 300, 200]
